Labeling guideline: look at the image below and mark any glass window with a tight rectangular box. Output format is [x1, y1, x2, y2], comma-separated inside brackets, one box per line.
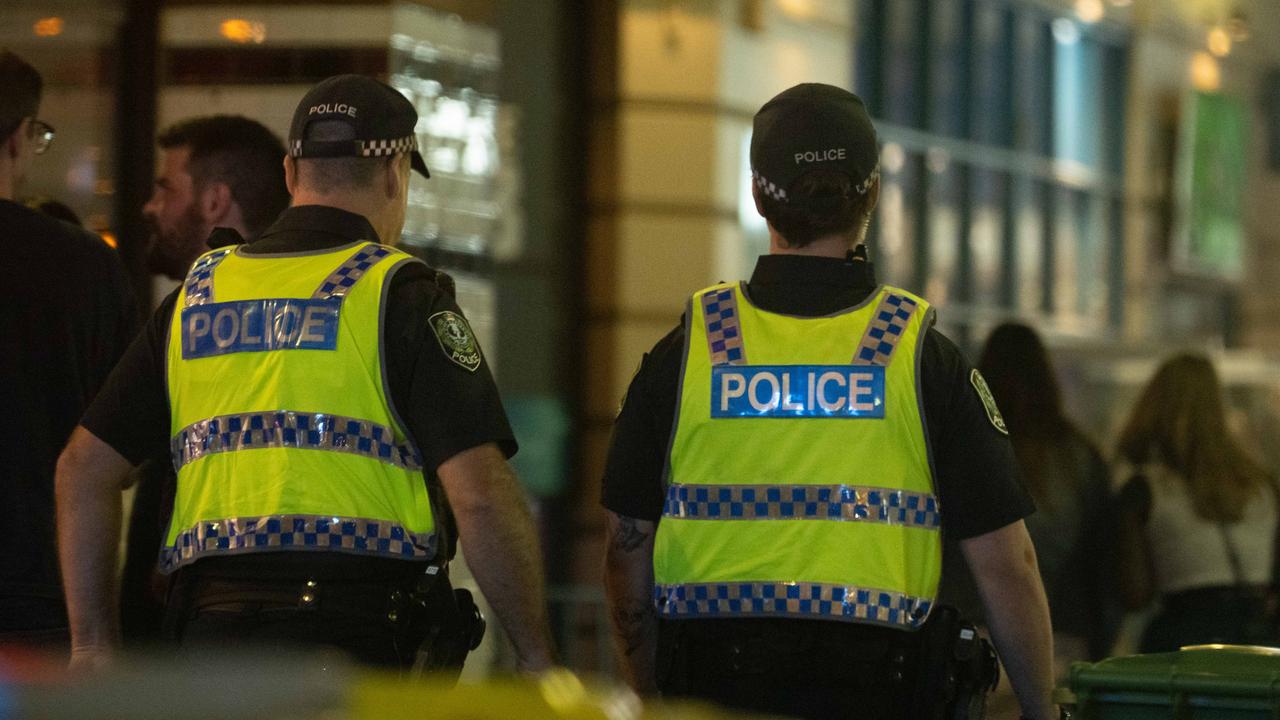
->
[1014, 178, 1047, 313]
[884, 0, 923, 128]
[874, 143, 920, 289]
[925, 150, 962, 304]
[1053, 34, 1102, 168]
[1013, 15, 1053, 156]
[971, 3, 1013, 147]
[970, 168, 1007, 306]
[929, 0, 968, 138]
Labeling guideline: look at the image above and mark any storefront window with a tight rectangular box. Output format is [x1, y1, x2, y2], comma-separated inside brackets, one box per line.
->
[5, 5, 122, 240]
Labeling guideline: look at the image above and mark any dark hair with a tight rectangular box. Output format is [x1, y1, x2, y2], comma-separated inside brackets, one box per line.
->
[1116, 353, 1272, 522]
[157, 115, 289, 237]
[24, 196, 82, 226]
[294, 119, 387, 194]
[757, 169, 870, 248]
[978, 323, 1077, 506]
[0, 50, 43, 137]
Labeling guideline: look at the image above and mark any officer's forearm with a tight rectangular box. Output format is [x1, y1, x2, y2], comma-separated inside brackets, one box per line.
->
[962, 521, 1056, 720]
[437, 444, 555, 673]
[603, 511, 658, 694]
[56, 426, 133, 665]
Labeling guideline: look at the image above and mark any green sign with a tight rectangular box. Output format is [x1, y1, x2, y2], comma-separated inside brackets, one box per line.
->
[1175, 91, 1248, 279]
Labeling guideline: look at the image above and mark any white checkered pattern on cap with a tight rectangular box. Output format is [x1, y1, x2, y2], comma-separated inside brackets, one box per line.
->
[359, 135, 418, 158]
[855, 163, 881, 195]
[753, 164, 881, 202]
[752, 171, 788, 202]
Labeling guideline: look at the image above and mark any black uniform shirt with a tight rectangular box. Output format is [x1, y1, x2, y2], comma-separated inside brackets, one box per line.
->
[82, 205, 516, 577]
[0, 199, 137, 620]
[601, 253, 1033, 541]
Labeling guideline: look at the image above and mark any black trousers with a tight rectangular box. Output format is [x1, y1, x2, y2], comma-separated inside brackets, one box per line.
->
[657, 619, 915, 720]
[1141, 586, 1275, 653]
[168, 568, 448, 670]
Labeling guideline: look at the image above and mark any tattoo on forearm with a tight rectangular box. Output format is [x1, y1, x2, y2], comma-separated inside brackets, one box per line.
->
[612, 599, 657, 656]
[611, 515, 648, 552]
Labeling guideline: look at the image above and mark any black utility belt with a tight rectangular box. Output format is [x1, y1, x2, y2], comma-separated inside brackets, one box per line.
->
[176, 564, 449, 619]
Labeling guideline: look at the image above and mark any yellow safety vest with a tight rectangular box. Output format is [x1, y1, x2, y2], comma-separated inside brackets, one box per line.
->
[162, 241, 436, 572]
[654, 281, 941, 629]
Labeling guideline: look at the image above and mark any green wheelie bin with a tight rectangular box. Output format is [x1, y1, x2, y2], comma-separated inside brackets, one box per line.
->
[1067, 645, 1280, 720]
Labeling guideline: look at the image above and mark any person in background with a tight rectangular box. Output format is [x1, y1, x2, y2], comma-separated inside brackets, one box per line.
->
[144, 115, 290, 280]
[1115, 353, 1278, 652]
[0, 49, 137, 651]
[121, 115, 290, 645]
[940, 323, 1117, 690]
[57, 74, 554, 674]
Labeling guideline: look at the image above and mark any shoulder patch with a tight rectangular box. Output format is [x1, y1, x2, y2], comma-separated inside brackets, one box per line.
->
[969, 369, 1008, 435]
[429, 311, 482, 372]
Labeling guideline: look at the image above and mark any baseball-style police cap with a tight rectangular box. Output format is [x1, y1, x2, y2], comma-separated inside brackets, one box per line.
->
[288, 74, 430, 178]
[750, 83, 879, 204]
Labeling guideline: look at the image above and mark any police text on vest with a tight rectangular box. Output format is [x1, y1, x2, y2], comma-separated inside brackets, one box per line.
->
[181, 298, 342, 359]
[710, 365, 886, 419]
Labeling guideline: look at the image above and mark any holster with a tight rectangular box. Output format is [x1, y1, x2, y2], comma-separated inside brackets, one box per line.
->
[408, 574, 486, 683]
[909, 605, 1000, 720]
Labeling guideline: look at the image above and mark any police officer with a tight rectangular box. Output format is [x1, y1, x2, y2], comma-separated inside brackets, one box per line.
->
[57, 75, 555, 674]
[602, 84, 1056, 719]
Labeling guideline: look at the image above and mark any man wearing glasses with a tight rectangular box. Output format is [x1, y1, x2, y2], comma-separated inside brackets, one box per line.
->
[0, 49, 137, 651]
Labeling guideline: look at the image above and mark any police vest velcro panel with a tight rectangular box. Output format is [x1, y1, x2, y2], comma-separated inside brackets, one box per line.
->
[654, 282, 941, 630]
[163, 242, 436, 572]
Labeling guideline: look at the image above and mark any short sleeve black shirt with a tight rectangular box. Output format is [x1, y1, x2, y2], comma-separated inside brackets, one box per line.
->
[1, 199, 138, 609]
[600, 253, 1033, 541]
[81, 206, 516, 573]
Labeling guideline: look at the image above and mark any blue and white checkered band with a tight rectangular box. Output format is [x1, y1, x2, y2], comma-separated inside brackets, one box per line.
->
[853, 292, 919, 366]
[655, 581, 933, 629]
[183, 249, 234, 308]
[170, 410, 423, 473]
[313, 244, 394, 299]
[701, 287, 747, 366]
[359, 135, 418, 158]
[752, 171, 787, 202]
[662, 483, 941, 529]
[855, 163, 881, 196]
[160, 514, 434, 572]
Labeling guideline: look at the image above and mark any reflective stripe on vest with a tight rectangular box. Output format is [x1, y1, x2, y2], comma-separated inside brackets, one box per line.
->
[164, 242, 435, 572]
[663, 483, 940, 528]
[654, 581, 932, 626]
[655, 282, 940, 630]
[170, 410, 422, 472]
[160, 514, 431, 571]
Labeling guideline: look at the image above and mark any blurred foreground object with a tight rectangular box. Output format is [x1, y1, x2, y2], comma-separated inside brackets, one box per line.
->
[0, 653, 750, 720]
[1067, 645, 1280, 719]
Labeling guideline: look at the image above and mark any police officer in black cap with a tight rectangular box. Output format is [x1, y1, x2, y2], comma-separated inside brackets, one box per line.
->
[58, 74, 555, 674]
[602, 83, 1056, 719]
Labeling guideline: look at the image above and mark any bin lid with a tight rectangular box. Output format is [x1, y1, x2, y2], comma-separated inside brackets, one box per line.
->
[1071, 645, 1280, 700]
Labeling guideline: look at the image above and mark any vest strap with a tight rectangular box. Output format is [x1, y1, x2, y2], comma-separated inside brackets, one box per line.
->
[663, 482, 940, 529]
[170, 410, 422, 472]
[701, 286, 748, 366]
[313, 244, 394, 299]
[160, 513, 434, 572]
[656, 581, 932, 629]
[853, 292, 919, 365]
[183, 249, 234, 307]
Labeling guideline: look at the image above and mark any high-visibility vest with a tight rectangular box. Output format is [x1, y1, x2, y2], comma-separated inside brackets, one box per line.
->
[162, 241, 436, 573]
[654, 281, 941, 630]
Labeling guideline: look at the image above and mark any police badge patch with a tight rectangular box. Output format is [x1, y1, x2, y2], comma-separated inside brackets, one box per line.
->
[969, 369, 1008, 435]
[429, 311, 482, 372]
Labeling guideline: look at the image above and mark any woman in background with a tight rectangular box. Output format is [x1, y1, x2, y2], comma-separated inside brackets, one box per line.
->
[1115, 354, 1277, 652]
[939, 323, 1117, 679]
